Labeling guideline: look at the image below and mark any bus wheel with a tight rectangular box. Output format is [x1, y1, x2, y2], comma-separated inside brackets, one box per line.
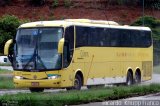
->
[134, 71, 141, 84]
[73, 74, 82, 90]
[87, 85, 92, 89]
[66, 87, 72, 91]
[126, 71, 133, 86]
[29, 88, 44, 92]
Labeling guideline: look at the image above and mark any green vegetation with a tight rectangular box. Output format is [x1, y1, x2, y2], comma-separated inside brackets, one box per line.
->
[0, 63, 11, 66]
[64, 0, 72, 8]
[0, 69, 14, 89]
[0, 69, 13, 89]
[0, 0, 11, 6]
[152, 2, 160, 10]
[143, 0, 160, 10]
[0, 15, 20, 53]
[29, 0, 46, 6]
[0, 75, 14, 89]
[107, 0, 159, 10]
[52, 0, 59, 8]
[0, 15, 29, 54]
[0, 84, 160, 106]
[0, 69, 12, 74]
[131, 16, 160, 66]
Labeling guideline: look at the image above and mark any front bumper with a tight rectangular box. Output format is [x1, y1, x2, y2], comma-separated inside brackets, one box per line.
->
[14, 78, 61, 88]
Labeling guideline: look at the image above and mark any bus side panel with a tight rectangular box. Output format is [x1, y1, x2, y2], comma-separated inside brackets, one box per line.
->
[72, 45, 152, 86]
[59, 64, 74, 88]
[142, 61, 152, 81]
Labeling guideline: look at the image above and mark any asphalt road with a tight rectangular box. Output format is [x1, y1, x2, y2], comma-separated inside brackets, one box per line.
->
[0, 66, 13, 71]
[143, 73, 160, 84]
[0, 89, 66, 96]
[73, 93, 160, 106]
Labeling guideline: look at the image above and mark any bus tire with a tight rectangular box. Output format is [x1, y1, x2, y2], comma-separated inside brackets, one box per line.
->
[29, 88, 44, 92]
[87, 85, 92, 89]
[66, 87, 72, 91]
[126, 71, 133, 86]
[134, 71, 141, 84]
[73, 74, 82, 90]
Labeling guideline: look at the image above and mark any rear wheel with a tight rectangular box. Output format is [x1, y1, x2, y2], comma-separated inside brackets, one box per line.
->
[126, 71, 133, 86]
[134, 71, 141, 84]
[29, 88, 44, 92]
[66, 87, 72, 91]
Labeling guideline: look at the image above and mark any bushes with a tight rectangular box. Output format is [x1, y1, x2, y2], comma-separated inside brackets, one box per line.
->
[0, 15, 21, 54]
[29, 0, 46, 6]
[139, 0, 160, 10]
[131, 16, 160, 41]
[131, 16, 160, 65]
[0, 0, 11, 6]
[52, 0, 59, 8]
[105, 0, 159, 9]
[131, 16, 158, 27]
[64, 0, 72, 7]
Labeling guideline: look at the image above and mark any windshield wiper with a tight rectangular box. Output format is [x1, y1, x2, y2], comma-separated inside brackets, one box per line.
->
[23, 48, 36, 70]
[37, 55, 47, 69]
[23, 49, 47, 70]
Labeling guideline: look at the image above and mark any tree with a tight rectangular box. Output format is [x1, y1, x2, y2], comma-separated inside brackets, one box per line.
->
[132, 16, 160, 65]
[0, 15, 20, 54]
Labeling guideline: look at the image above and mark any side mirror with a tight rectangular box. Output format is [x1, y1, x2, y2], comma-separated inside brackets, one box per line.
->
[58, 38, 65, 54]
[4, 39, 13, 56]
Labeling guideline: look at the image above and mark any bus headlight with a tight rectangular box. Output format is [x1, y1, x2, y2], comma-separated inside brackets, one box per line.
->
[48, 75, 61, 79]
[14, 76, 23, 79]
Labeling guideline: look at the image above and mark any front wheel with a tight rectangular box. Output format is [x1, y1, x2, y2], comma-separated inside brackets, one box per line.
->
[73, 74, 82, 90]
[29, 88, 44, 92]
[66, 74, 82, 91]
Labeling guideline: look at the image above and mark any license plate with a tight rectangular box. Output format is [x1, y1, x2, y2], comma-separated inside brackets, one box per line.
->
[31, 82, 39, 86]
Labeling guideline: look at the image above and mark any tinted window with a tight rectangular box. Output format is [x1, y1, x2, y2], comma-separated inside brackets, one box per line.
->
[131, 30, 152, 47]
[76, 26, 89, 47]
[119, 29, 132, 47]
[76, 26, 152, 48]
[108, 29, 121, 47]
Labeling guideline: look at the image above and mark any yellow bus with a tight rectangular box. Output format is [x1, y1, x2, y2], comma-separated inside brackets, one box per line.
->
[4, 19, 152, 92]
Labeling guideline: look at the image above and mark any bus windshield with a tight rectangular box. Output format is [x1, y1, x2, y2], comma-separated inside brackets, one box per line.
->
[13, 27, 63, 71]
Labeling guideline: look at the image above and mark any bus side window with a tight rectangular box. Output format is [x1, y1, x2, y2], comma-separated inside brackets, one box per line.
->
[76, 26, 89, 47]
[140, 31, 151, 47]
[120, 29, 131, 47]
[63, 26, 74, 68]
[109, 29, 120, 47]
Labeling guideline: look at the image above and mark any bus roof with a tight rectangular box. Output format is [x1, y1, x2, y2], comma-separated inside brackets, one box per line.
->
[64, 19, 119, 25]
[19, 19, 151, 31]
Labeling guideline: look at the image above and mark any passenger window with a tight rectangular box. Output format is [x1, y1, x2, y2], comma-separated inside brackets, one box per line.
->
[76, 26, 89, 47]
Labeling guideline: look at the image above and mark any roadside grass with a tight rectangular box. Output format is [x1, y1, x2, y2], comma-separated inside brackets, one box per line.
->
[0, 63, 11, 66]
[153, 65, 160, 74]
[0, 69, 13, 74]
[1, 84, 160, 106]
[0, 76, 14, 89]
